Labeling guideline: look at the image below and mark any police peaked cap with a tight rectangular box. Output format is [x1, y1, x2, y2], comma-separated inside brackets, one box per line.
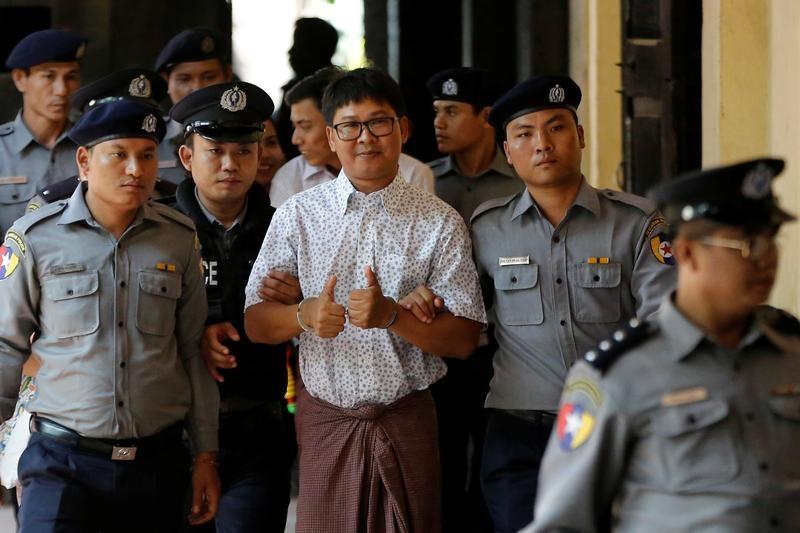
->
[155, 27, 230, 73]
[426, 67, 507, 109]
[69, 100, 166, 147]
[489, 75, 581, 131]
[647, 158, 795, 229]
[169, 81, 274, 143]
[71, 69, 167, 113]
[5, 29, 87, 69]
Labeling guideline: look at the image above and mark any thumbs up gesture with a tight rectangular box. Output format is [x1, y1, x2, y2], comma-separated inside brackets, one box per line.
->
[302, 275, 347, 338]
[348, 266, 397, 329]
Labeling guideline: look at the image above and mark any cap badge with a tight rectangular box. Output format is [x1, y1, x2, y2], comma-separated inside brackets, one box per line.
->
[442, 78, 458, 96]
[220, 85, 247, 112]
[142, 114, 158, 133]
[549, 84, 566, 103]
[129, 75, 152, 98]
[742, 163, 773, 199]
[201, 36, 215, 54]
[75, 42, 86, 60]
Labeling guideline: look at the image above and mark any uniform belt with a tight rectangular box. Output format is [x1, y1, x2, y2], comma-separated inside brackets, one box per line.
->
[502, 409, 558, 425]
[30, 415, 183, 461]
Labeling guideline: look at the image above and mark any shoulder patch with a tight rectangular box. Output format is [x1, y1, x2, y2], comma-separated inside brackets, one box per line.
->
[599, 188, 657, 215]
[584, 318, 658, 373]
[149, 201, 196, 231]
[427, 156, 452, 178]
[0, 123, 14, 137]
[38, 175, 80, 204]
[12, 201, 68, 234]
[758, 306, 800, 336]
[470, 192, 518, 225]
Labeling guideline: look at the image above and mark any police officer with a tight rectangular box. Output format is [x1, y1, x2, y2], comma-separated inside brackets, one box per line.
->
[25, 68, 174, 211]
[525, 157, 800, 532]
[169, 82, 297, 532]
[0, 100, 220, 531]
[423, 67, 523, 533]
[470, 75, 675, 532]
[0, 29, 86, 235]
[155, 27, 233, 185]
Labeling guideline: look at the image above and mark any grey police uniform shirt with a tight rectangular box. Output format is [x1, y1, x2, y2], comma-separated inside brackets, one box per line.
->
[0, 183, 218, 452]
[156, 118, 187, 185]
[470, 178, 676, 411]
[526, 297, 800, 533]
[0, 112, 77, 236]
[429, 148, 524, 223]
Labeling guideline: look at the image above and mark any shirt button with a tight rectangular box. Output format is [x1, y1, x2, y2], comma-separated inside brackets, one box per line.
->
[161, 286, 167, 293]
[553, 236, 560, 243]
[770, 517, 780, 528]
[556, 278, 563, 284]
[686, 414, 696, 425]
[759, 461, 769, 472]
[66, 289, 74, 296]
[118, 401, 124, 407]
[120, 362, 126, 368]
[120, 281, 126, 288]
[117, 321, 123, 328]
[560, 319, 566, 326]
[511, 276, 517, 283]
[593, 275, 600, 282]
[745, 412, 756, 421]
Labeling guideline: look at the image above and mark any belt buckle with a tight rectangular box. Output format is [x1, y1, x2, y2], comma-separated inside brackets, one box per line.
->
[111, 446, 137, 461]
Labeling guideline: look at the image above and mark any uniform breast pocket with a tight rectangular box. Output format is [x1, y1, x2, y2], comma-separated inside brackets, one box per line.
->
[569, 262, 621, 323]
[136, 270, 182, 336]
[768, 396, 800, 477]
[0, 179, 36, 211]
[41, 272, 100, 338]
[651, 398, 739, 492]
[493, 264, 543, 325]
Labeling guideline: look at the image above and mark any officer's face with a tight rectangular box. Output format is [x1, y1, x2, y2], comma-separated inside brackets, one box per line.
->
[165, 59, 231, 104]
[12, 62, 80, 123]
[290, 98, 336, 168]
[503, 108, 584, 188]
[256, 120, 286, 188]
[432, 100, 492, 154]
[178, 135, 258, 205]
[78, 138, 158, 211]
[326, 98, 409, 187]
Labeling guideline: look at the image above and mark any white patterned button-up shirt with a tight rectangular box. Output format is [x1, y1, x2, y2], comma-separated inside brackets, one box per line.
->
[245, 172, 486, 408]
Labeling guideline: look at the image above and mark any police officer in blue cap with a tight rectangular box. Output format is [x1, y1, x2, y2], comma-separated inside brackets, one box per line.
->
[0, 100, 220, 531]
[0, 29, 86, 236]
[168, 81, 298, 532]
[526, 158, 800, 532]
[469, 75, 676, 532]
[155, 27, 233, 185]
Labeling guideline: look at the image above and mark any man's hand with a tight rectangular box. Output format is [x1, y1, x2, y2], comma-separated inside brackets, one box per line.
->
[200, 322, 239, 382]
[302, 276, 346, 338]
[348, 266, 396, 329]
[188, 452, 220, 525]
[258, 270, 302, 305]
[398, 285, 445, 324]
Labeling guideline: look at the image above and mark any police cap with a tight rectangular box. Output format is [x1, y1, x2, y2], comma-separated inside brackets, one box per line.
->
[71, 69, 167, 113]
[69, 100, 166, 148]
[647, 158, 795, 230]
[5, 29, 87, 69]
[169, 81, 274, 143]
[155, 27, 229, 73]
[426, 67, 506, 108]
[488, 75, 581, 131]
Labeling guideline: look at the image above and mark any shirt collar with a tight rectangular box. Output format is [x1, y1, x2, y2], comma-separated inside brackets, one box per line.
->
[302, 157, 338, 181]
[443, 148, 516, 179]
[193, 185, 248, 230]
[511, 176, 600, 220]
[58, 181, 156, 229]
[10, 111, 73, 154]
[333, 170, 405, 217]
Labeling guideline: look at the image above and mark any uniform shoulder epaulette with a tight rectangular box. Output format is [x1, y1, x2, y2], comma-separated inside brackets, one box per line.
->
[0, 122, 14, 137]
[38, 175, 80, 203]
[758, 306, 800, 336]
[599, 188, 657, 215]
[148, 201, 196, 231]
[427, 156, 451, 178]
[469, 192, 519, 225]
[583, 318, 659, 373]
[13, 200, 68, 233]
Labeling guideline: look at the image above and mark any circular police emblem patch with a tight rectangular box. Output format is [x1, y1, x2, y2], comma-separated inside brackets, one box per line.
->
[201, 36, 215, 54]
[442, 78, 458, 96]
[129, 75, 152, 98]
[549, 84, 566, 103]
[0, 245, 21, 280]
[742, 163, 773, 199]
[556, 403, 595, 451]
[220, 85, 247, 112]
[141, 114, 158, 133]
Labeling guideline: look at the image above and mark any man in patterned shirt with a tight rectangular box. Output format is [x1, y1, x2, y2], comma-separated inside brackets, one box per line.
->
[243, 68, 487, 533]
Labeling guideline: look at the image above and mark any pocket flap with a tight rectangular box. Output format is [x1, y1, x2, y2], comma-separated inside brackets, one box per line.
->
[573, 263, 621, 288]
[42, 272, 99, 301]
[652, 398, 730, 437]
[494, 264, 538, 290]
[769, 397, 800, 422]
[138, 271, 181, 299]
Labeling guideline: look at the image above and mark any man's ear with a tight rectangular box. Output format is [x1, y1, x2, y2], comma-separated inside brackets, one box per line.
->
[577, 124, 586, 149]
[479, 106, 492, 127]
[502, 140, 513, 166]
[224, 64, 234, 82]
[672, 235, 695, 271]
[178, 143, 193, 173]
[398, 116, 410, 144]
[76, 146, 91, 180]
[11, 68, 28, 92]
[325, 125, 337, 153]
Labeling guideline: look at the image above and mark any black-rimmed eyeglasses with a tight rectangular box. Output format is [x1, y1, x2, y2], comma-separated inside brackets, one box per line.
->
[332, 117, 399, 141]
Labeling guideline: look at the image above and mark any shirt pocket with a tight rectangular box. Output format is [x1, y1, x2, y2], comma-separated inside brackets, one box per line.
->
[493, 264, 543, 325]
[41, 271, 100, 338]
[650, 398, 739, 491]
[767, 396, 800, 477]
[136, 270, 182, 336]
[0, 178, 36, 211]
[569, 262, 621, 323]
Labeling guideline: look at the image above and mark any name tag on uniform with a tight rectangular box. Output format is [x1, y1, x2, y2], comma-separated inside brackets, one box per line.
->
[158, 160, 177, 169]
[0, 175, 27, 185]
[499, 256, 530, 266]
[661, 386, 708, 407]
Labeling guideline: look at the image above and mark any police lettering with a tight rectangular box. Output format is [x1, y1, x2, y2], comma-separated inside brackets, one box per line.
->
[202, 260, 218, 286]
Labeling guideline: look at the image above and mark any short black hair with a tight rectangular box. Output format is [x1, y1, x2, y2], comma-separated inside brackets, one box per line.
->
[285, 66, 340, 110]
[321, 68, 406, 125]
